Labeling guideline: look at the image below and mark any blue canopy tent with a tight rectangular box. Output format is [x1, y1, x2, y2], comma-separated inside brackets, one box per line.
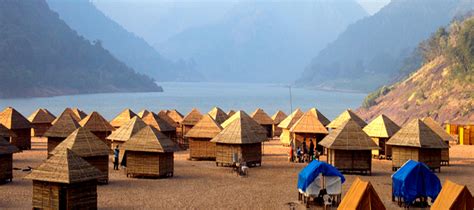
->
[298, 160, 345, 192]
[392, 160, 442, 206]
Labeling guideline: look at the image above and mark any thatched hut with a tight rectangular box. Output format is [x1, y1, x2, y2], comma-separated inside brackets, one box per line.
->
[0, 123, 15, 139]
[186, 114, 223, 160]
[0, 107, 32, 150]
[278, 108, 304, 146]
[386, 119, 448, 172]
[121, 126, 179, 178]
[0, 137, 19, 183]
[71, 107, 87, 120]
[290, 109, 329, 154]
[363, 114, 400, 159]
[166, 109, 184, 125]
[227, 110, 236, 117]
[166, 109, 184, 148]
[79, 111, 115, 147]
[423, 117, 454, 166]
[327, 109, 367, 130]
[319, 119, 379, 175]
[28, 108, 56, 137]
[208, 107, 229, 125]
[25, 149, 101, 209]
[110, 108, 137, 129]
[51, 127, 110, 184]
[52, 108, 82, 124]
[107, 116, 147, 149]
[158, 110, 179, 128]
[180, 108, 203, 148]
[44, 112, 81, 157]
[137, 109, 151, 118]
[142, 112, 177, 144]
[251, 108, 274, 138]
[431, 180, 473, 210]
[271, 110, 287, 137]
[211, 111, 267, 167]
[338, 177, 386, 210]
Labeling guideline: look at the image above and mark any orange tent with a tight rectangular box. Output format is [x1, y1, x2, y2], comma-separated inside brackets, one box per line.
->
[431, 180, 473, 210]
[338, 177, 386, 210]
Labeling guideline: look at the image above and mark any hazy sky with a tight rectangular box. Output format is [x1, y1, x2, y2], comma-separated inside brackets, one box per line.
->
[357, 0, 391, 14]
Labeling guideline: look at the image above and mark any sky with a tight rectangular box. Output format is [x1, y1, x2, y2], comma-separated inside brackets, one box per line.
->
[357, 0, 391, 14]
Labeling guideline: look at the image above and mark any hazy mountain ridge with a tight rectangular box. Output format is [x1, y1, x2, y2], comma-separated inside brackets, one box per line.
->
[0, 0, 161, 98]
[46, 0, 204, 82]
[298, 0, 474, 92]
[156, 0, 368, 82]
[357, 16, 474, 125]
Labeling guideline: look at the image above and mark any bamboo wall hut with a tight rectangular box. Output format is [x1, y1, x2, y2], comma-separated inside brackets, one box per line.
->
[137, 109, 151, 118]
[0, 123, 15, 139]
[227, 110, 236, 117]
[386, 119, 448, 172]
[121, 126, 179, 178]
[278, 108, 304, 146]
[423, 117, 454, 166]
[338, 177, 386, 210]
[52, 108, 82, 124]
[208, 107, 229, 125]
[0, 137, 19, 183]
[79, 111, 115, 147]
[158, 110, 179, 128]
[110, 108, 137, 129]
[327, 109, 367, 130]
[251, 108, 274, 138]
[107, 116, 146, 151]
[431, 180, 474, 210]
[44, 112, 81, 157]
[166, 109, 184, 148]
[363, 114, 400, 159]
[51, 127, 110, 184]
[0, 107, 32, 150]
[271, 110, 287, 137]
[185, 114, 223, 160]
[290, 109, 329, 154]
[211, 111, 267, 167]
[180, 108, 203, 149]
[319, 119, 379, 175]
[27, 108, 56, 137]
[166, 109, 184, 125]
[25, 149, 101, 209]
[71, 108, 87, 120]
[142, 112, 177, 144]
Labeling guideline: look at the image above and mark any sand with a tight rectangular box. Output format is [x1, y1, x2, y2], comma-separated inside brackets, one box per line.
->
[1, 138, 473, 209]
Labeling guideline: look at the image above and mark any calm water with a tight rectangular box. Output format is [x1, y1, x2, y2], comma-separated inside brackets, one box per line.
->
[0, 82, 366, 120]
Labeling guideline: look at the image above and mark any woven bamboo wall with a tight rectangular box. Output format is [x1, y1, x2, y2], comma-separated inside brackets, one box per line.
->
[10, 128, 31, 150]
[441, 148, 449, 162]
[32, 181, 60, 209]
[0, 154, 13, 181]
[47, 137, 66, 158]
[215, 143, 262, 165]
[126, 151, 174, 177]
[280, 129, 291, 146]
[31, 123, 52, 137]
[65, 181, 98, 209]
[32, 180, 97, 210]
[83, 156, 109, 183]
[189, 138, 216, 159]
[418, 148, 441, 169]
[263, 124, 272, 138]
[328, 149, 371, 172]
[273, 125, 282, 137]
[158, 152, 174, 176]
[391, 146, 419, 168]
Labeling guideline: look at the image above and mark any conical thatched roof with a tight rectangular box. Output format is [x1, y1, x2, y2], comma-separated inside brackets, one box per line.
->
[271, 110, 287, 125]
[110, 109, 137, 128]
[423, 117, 455, 142]
[0, 124, 15, 137]
[107, 116, 147, 142]
[137, 109, 151, 118]
[211, 112, 267, 144]
[122, 126, 179, 153]
[251, 108, 274, 125]
[386, 119, 448, 149]
[142, 112, 175, 132]
[278, 108, 304, 129]
[227, 110, 236, 117]
[28, 108, 56, 124]
[44, 112, 81, 138]
[25, 149, 102, 184]
[208, 107, 228, 124]
[50, 128, 110, 157]
[0, 137, 19, 154]
[0, 107, 31, 129]
[52, 108, 82, 124]
[166, 109, 184, 124]
[308, 108, 330, 126]
[363, 114, 400, 138]
[327, 109, 367, 129]
[185, 114, 223, 139]
[431, 180, 474, 210]
[181, 108, 203, 126]
[319, 119, 379, 150]
[158, 111, 179, 127]
[290, 110, 328, 134]
[221, 111, 265, 135]
[79, 112, 115, 132]
[72, 108, 87, 120]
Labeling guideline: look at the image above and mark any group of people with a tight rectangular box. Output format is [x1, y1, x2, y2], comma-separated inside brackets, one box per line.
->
[289, 139, 319, 163]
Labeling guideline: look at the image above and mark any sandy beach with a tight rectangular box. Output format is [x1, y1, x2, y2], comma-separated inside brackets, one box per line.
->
[1, 138, 473, 209]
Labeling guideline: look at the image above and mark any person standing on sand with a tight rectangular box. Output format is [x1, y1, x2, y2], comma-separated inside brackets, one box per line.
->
[114, 145, 120, 170]
[309, 139, 314, 161]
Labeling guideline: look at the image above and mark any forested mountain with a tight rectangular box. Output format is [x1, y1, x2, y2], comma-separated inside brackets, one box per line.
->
[0, 0, 161, 98]
[155, 0, 367, 82]
[357, 15, 474, 124]
[298, 0, 474, 92]
[46, 0, 203, 81]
